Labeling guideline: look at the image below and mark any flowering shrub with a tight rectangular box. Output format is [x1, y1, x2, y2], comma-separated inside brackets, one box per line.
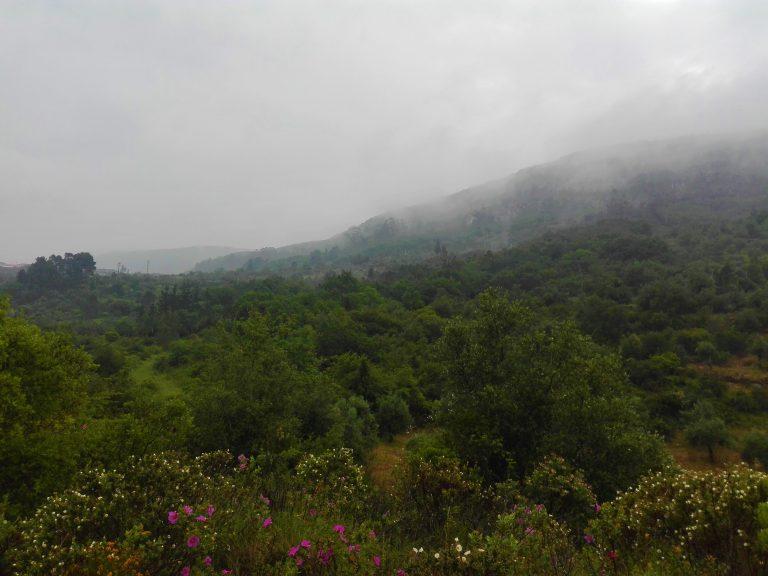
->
[589, 464, 768, 573]
[295, 448, 369, 515]
[522, 455, 597, 536]
[10, 452, 237, 575]
[391, 456, 493, 540]
[483, 506, 575, 574]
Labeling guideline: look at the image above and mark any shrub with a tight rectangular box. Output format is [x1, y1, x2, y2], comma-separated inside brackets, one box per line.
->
[391, 456, 491, 540]
[295, 448, 369, 516]
[523, 456, 597, 536]
[742, 432, 768, 469]
[10, 452, 237, 575]
[589, 465, 768, 573]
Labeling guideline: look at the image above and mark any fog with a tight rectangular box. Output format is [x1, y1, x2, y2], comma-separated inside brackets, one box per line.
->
[2, 0, 767, 262]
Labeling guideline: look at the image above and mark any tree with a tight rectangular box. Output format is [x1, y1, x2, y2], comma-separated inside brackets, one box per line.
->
[439, 289, 665, 497]
[684, 402, 730, 463]
[0, 297, 95, 515]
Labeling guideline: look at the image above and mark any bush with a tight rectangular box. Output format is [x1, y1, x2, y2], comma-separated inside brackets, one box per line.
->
[391, 456, 491, 540]
[589, 465, 768, 573]
[742, 432, 768, 469]
[10, 452, 237, 575]
[375, 393, 413, 441]
[295, 448, 370, 516]
[523, 456, 597, 536]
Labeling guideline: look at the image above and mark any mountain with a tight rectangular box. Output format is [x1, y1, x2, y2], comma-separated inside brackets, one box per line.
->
[195, 133, 768, 274]
[96, 246, 244, 275]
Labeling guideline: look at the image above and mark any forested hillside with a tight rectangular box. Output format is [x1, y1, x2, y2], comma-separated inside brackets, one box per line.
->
[195, 134, 768, 275]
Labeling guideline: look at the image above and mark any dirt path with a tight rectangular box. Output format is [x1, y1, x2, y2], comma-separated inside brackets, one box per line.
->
[367, 432, 415, 492]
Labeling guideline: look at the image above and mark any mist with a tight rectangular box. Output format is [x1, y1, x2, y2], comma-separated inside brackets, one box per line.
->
[2, 0, 767, 262]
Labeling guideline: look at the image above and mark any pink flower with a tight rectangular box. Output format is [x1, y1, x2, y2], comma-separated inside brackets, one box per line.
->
[607, 550, 618, 561]
[584, 534, 595, 545]
[204, 556, 213, 566]
[222, 571, 233, 575]
[168, 510, 179, 524]
[309, 508, 317, 517]
[300, 539, 312, 549]
[369, 530, 377, 540]
[183, 505, 194, 516]
[207, 504, 216, 517]
[525, 527, 535, 536]
[259, 494, 271, 506]
[397, 570, 407, 576]
[288, 546, 300, 557]
[238, 454, 248, 470]
[262, 517, 272, 528]
[296, 558, 304, 567]
[373, 555, 381, 567]
[318, 548, 334, 565]
[187, 535, 200, 548]
[181, 567, 190, 576]
[348, 544, 361, 553]
[333, 524, 346, 535]
[594, 503, 602, 513]
[196, 515, 208, 523]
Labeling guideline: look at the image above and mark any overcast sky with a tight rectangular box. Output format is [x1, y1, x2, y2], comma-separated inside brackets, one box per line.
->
[1, 0, 767, 262]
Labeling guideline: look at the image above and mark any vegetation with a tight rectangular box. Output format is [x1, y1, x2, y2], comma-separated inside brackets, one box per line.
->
[5, 196, 768, 573]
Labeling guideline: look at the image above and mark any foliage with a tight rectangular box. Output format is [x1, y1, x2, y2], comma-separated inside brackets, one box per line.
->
[439, 290, 666, 497]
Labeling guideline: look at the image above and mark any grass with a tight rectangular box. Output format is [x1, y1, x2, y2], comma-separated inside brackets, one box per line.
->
[129, 354, 183, 398]
[367, 432, 418, 492]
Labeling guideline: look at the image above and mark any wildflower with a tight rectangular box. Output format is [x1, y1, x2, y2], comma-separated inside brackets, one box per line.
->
[607, 550, 618, 561]
[196, 515, 208, 523]
[369, 529, 377, 540]
[397, 570, 407, 576]
[262, 517, 272, 528]
[333, 524, 346, 535]
[181, 567, 190, 576]
[183, 505, 194, 516]
[525, 527, 535, 536]
[222, 571, 233, 575]
[584, 534, 595, 545]
[168, 511, 179, 525]
[309, 508, 318, 517]
[373, 555, 381, 567]
[434, 553, 440, 559]
[204, 556, 213, 566]
[318, 548, 334, 565]
[187, 535, 200, 548]
[301, 539, 312, 549]
[348, 544, 361, 553]
[238, 454, 248, 470]
[207, 505, 216, 517]
[260, 494, 271, 506]
[594, 503, 602, 513]
[289, 546, 300, 557]
[296, 558, 304, 567]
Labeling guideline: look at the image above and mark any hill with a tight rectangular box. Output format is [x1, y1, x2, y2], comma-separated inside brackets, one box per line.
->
[95, 246, 243, 275]
[195, 133, 768, 274]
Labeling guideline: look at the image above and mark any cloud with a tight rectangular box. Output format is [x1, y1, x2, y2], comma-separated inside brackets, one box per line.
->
[1, 0, 767, 261]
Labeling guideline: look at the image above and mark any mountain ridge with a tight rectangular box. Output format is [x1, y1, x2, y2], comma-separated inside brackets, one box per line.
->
[194, 132, 768, 274]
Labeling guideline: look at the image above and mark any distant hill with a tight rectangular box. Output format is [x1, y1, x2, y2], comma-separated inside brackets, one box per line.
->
[195, 133, 768, 274]
[96, 246, 244, 275]
[0, 262, 24, 284]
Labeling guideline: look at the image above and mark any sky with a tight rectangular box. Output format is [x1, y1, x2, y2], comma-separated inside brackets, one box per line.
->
[1, 0, 767, 262]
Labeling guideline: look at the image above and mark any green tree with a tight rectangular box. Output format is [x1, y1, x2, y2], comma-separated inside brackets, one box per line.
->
[439, 290, 665, 497]
[0, 297, 95, 515]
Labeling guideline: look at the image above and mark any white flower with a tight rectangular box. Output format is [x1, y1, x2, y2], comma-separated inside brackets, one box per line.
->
[434, 553, 440, 559]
